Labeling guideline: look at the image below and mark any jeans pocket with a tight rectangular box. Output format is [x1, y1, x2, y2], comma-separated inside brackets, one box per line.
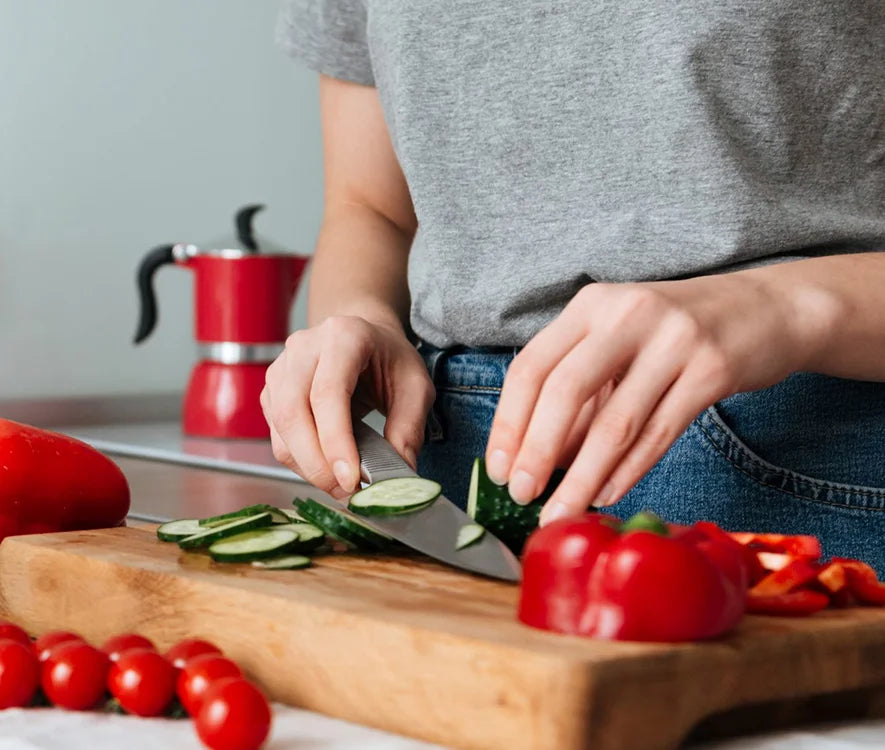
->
[695, 405, 885, 513]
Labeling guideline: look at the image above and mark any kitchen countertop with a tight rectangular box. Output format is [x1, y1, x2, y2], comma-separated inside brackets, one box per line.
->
[0, 701, 884, 749]
[0, 393, 883, 748]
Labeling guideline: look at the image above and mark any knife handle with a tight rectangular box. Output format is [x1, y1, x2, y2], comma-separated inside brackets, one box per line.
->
[353, 420, 418, 483]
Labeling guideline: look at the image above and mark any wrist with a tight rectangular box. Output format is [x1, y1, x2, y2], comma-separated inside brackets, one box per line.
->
[746, 264, 845, 373]
[309, 298, 408, 337]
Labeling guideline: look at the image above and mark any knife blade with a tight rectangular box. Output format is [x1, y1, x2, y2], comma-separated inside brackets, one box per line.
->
[310, 420, 522, 582]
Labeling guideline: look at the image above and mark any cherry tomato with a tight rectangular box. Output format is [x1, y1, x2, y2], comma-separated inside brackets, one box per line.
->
[108, 648, 176, 717]
[42, 641, 109, 710]
[196, 677, 272, 750]
[0, 639, 39, 708]
[0, 620, 31, 647]
[164, 638, 222, 669]
[177, 653, 242, 716]
[101, 633, 156, 662]
[33, 631, 84, 662]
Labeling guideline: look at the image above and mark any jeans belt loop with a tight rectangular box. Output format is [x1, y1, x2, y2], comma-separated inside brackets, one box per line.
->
[417, 340, 447, 442]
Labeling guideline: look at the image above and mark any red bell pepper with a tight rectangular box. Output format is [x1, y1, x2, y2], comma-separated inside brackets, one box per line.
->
[0, 419, 130, 542]
[518, 513, 749, 642]
[746, 589, 830, 616]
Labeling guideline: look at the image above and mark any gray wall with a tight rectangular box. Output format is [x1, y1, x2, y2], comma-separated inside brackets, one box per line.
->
[0, 0, 322, 399]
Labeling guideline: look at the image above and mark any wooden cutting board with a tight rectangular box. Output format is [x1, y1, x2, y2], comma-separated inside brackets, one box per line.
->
[1, 526, 884, 750]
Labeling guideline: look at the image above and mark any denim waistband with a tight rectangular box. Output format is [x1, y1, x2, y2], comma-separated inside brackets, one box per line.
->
[416, 341, 519, 393]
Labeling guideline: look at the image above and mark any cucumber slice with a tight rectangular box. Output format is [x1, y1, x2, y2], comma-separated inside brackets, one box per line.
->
[157, 519, 202, 542]
[455, 523, 486, 550]
[294, 497, 391, 551]
[278, 508, 305, 523]
[467, 458, 567, 555]
[284, 522, 326, 552]
[348, 477, 441, 516]
[251, 555, 312, 570]
[208, 528, 299, 563]
[199, 504, 289, 527]
[178, 512, 274, 550]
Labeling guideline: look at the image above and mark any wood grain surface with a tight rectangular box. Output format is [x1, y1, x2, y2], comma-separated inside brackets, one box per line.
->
[1, 524, 885, 750]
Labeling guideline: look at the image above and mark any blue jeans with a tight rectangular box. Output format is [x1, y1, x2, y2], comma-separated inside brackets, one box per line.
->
[416, 343, 885, 575]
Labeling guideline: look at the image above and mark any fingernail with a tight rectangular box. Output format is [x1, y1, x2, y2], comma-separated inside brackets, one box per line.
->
[593, 482, 616, 507]
[508, 469, 537, 505]
[333, 460, 357, 492]
[403, 446, 418, 470]
[540, 501, 570, 527]
[486, 449, 510, 485]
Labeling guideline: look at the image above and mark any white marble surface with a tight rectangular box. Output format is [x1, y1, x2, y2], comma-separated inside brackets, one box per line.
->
[0, 705, 883, 750]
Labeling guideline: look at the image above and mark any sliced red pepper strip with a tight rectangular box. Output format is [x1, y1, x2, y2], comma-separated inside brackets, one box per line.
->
[756, 552, 795, 572]
[832, 559, 885, 605]
[746, 589, 830, 616]
[727, 532, 821, 558]
[829, 588, 856, 609]
[750, 559, 820, 597]
[816, 562, 848, 594]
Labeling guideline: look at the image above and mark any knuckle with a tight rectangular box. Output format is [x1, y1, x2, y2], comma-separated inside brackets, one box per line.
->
[285, 329, 308, 349]
[596, 409, 637, 449]
[573, 284, 601, 309]
[299, 465, 337, 492]
[270, 438, 292, 465]
[665, 311, 703, 347]
[264, 359, 280, 386]
[323, 315, 367, 340]
[505, 357, 542, 390]
[620, 286, 660, 316]
[545, 367, 587, 401]
[636, 418, 674, 452]
[518, 443, 558, 474]
[488, 417, 521, 450]
[309, 379, 344, 407]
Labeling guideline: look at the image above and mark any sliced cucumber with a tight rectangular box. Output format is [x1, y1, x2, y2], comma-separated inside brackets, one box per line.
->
[157, 519, 203, 542]
[199, 504, 289, 527]
[208, 528, 299, 563]
[467, 458, 567, 555]
[251, 554, 312, 570]
[278, 508, 305, 523]
[294, 497, 391, 551]
[455, 523, 486, 550]
[284, 522, 326, 552]
[178, 512, 274, 550]
[348, 477, 441, 516]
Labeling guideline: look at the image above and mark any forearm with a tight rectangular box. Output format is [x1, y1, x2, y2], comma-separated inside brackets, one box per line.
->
[745, 252, 885, 381]
[307, 202, 413, 334]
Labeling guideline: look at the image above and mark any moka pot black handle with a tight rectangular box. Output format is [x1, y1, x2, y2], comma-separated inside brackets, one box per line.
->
[133, 244, 176, 344]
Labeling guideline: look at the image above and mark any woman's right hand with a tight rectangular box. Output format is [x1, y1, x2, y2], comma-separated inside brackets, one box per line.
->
[260, 315, 435, 499]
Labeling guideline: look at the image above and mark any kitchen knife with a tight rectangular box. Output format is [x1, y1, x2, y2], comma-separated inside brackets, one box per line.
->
[309, 420, 522, 582]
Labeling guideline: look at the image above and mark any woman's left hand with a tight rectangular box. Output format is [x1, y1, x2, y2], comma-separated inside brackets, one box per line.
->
[484, 270, 825, 525]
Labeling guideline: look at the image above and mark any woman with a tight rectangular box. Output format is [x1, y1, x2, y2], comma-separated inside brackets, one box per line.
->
[264, 1, 885, 571]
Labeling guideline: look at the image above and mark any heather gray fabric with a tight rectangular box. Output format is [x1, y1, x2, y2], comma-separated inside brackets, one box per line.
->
[277, 1, 885, 348]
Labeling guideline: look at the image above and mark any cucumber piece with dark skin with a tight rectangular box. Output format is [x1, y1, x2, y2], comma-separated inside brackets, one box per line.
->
[293, 498, 391, 551]
[467, 458, 569, 555]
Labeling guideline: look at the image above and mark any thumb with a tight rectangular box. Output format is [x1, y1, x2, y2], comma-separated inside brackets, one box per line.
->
[383, 371, 435, 470]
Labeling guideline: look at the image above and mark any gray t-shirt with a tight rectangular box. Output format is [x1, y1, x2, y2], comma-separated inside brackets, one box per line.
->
[278, 1, 885, 348]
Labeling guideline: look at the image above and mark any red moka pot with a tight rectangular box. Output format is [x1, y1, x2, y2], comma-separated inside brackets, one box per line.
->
[133, 206, 308, 439]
